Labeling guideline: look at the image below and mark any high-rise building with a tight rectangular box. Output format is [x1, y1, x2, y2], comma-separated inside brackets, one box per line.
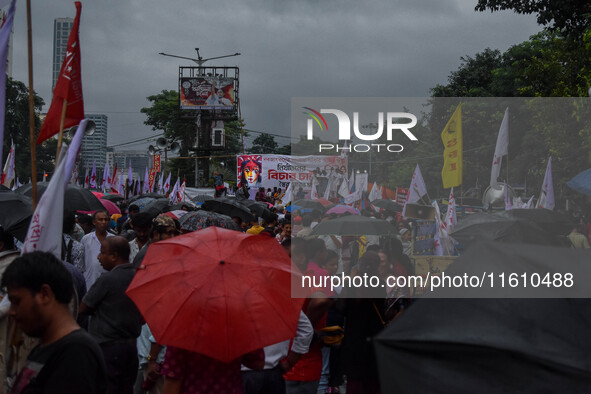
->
[53, 17, 73, 90]
[80, 114, 108, 171]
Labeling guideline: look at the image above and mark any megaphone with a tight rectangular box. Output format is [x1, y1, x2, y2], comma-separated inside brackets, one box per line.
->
[156, 137, 167, 149]
[404, 203, 436, 220]
[148, 145, 156, 155]
[67, 120, 96, 138]
[169, 142, 181, 154]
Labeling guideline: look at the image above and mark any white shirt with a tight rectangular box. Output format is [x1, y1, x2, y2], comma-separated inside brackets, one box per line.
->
[242, 311, 313, 371]
[81, 231, 114, 290]
[129, 238, 140, 263]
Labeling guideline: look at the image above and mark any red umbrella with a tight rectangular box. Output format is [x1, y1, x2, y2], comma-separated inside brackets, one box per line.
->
[100, 198, 121, 216]
[126, 227, 304, 363]
[91, 191, 105, 199]
[316, 198, 333, 207]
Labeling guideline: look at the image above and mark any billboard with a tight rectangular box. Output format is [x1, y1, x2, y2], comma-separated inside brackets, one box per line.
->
[237, 154, 348, 199]
[180, 76, 235, 110]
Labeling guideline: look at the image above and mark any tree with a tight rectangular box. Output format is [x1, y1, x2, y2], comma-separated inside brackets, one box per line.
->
[475, 0, 591, 40]
[3, 78, 47, 181]
[429, 29, 591, 202]
[141, 90, 245, 186]
[249, 133, 278, 154]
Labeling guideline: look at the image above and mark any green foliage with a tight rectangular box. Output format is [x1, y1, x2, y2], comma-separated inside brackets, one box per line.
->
[3, 78, 46, 180]
[425, 27, 591, 203]
[475, 0, 591, 41]
[249, 133, 278, 154]
[141, 90, 245, 186]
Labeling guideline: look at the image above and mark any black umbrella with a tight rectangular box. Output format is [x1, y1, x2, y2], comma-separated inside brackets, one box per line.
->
[505, 208, 573, 236]
[201, 198, 254, 223]
[293, 199, 327, 211]
[375, 242, 591, 392]
[191, 194, 215, 203]
[179, 210, 240, 232]
[17, 183, 104, 212]
[239, 199, 272, 218]
[129, 192, 165, 203]
[101, 194, 125, 203]
[142, 198, 171, 217]
[370, 199, 402, 212]
[310, 215, 395, 236]
[0, 189, 33, 241]
[452, 211, 570, 249]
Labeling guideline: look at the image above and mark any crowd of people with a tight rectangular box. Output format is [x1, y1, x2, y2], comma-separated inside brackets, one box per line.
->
[0, 189, 421, 394]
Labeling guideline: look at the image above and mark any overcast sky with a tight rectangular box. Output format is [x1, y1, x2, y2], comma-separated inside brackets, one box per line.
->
[9, 0, 540, 152]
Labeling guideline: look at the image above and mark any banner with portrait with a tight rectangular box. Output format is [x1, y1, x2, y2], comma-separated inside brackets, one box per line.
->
[179, 76, 235, 110]
[237, 154, 348, 199]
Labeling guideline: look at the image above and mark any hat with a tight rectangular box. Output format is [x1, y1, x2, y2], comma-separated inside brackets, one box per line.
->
[399, 228, 409, 236]
[154, 214, 175, 228]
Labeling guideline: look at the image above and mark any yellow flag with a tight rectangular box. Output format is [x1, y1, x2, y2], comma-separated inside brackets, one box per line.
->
[441, 103, 462, 188]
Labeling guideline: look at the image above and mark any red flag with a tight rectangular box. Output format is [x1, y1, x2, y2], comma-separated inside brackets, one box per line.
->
[37, 2, 84, 144]
[110, 163, 118, 192]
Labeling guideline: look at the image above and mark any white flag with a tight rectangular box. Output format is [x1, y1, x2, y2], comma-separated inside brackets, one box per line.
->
[101, 164, 108, 191]
[348, 170, 355, 192]
[90, 160, 97, 188]
[1, 140, 15, 187]
[526, 196, 534, 209]
[403, 164, 428, 217]
[490, 107, 509, 187]
[178, 179, 186, 202]
[432, 201, 446, 256]
[338, 178, 349, 198]
[22, 145, 68, 259]
[163, 172, 171, 194]
[537, 157, 555, 210]
[368, 183, 381, 202]
[157, 173, 164, 194]
[143, 167, 149, 194]
[343, 189, 362, 205]
[443, 187, 457, 233]
[117, 173, 125, 195]
[169, 177, 180, 204]
[282, 182, 293, 206]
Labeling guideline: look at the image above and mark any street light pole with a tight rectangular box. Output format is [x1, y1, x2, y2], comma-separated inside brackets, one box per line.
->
[158, 48, 241, 188]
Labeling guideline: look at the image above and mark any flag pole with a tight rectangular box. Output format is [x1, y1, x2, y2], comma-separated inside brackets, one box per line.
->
[55, 100, 68, 162]
[26, 0, 37, 209]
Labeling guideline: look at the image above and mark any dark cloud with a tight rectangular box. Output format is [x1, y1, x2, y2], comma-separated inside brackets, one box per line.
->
[9, 0, 539, 150]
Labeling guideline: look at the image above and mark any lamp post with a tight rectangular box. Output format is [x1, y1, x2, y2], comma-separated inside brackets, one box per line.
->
[158, 48, 241, 188]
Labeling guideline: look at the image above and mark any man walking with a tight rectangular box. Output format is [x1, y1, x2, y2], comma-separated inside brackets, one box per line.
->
[3, 252, 106, 393]
[80, 236, 143, 394]
[81, 210, 114, 289]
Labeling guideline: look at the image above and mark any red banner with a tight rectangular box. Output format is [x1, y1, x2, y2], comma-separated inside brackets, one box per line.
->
[153, 154, 161, 172]
[148, 169, 156, 192]
[396, 187, 409, 205]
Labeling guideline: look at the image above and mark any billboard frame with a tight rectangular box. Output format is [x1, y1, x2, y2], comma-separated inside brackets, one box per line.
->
[178, 66, 239, 111]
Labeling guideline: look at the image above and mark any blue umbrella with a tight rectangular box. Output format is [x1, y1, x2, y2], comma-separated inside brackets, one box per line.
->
[567, 168, 591, 196]
[285, 205, 313, 214]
